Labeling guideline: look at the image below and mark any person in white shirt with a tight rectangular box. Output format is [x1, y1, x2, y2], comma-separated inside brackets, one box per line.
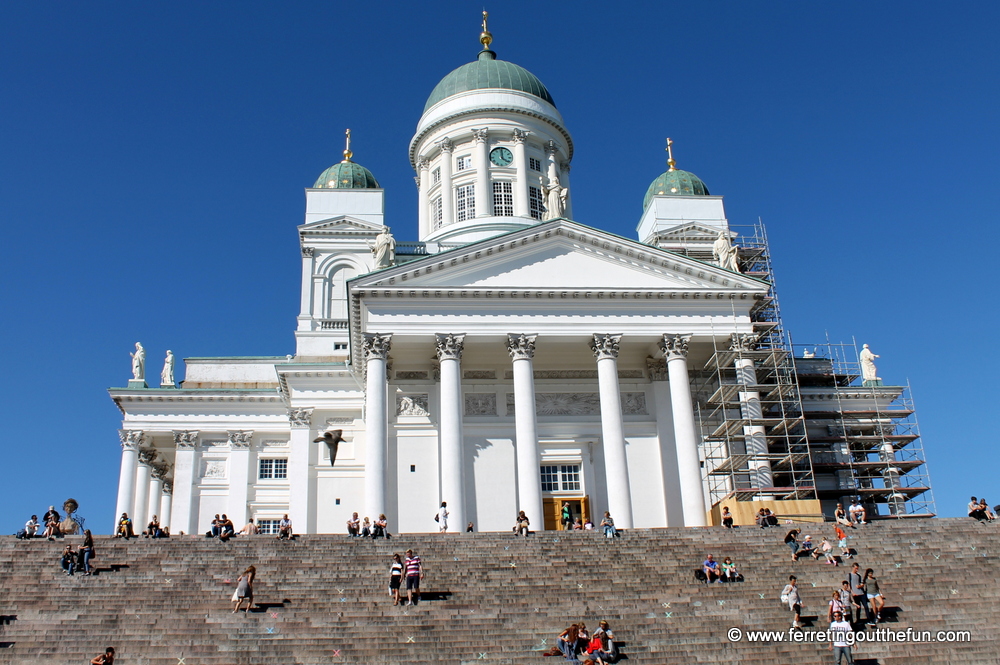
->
[848, 501, 867, 525]
[24, 515, 39, 539]
[437, 502, 449, 532]
[829, 611, 855, 664]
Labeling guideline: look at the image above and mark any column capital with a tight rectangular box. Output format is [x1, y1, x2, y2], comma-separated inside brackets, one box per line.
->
[417, 157, 430, 171]
[301, 246, 315, 258]
[661, 334, 692, 360]
[228, 430, 254, 449]
[173, 430, 199, 449]
[138, 447, 159, 466]
[118, 429, 145, 451]
[511, 128, 528, 144]
[161, 479, 173, 495]
[151, 461, 171, 481]
[729, 332, 759, 352]
[362, 332, 393, 360]
[471, 128, 489, 143]
[590, 333, 622, 360]
[544, 140, 558, 157]
[560, 161, 571, 173]
[438, 137, 455, 153]
[435, 333, 466, 361]
[646, 358, 669, 381]
[288, 408, 314, 428]
[506, 333, 537, 360]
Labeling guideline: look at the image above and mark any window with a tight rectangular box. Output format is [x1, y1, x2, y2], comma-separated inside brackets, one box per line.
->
[258, 458, 288, 480]
[492, 181, 513, 216]
[456, 184, 475, 222]
[456, 155, 472, 171]
[431, 167, 440, 184]
[540, 464, 582, 492]
[257, 519, 279, 535]
[333, 343, 347, 350]
[529, 186, 544, 220]
[432, 197, 443, 229]
[529, 157, 542, 172]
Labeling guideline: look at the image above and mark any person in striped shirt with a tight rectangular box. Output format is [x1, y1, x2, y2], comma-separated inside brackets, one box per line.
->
[404, 549, 424, 606]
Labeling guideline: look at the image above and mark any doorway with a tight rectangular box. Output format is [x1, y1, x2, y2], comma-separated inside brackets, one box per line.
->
[543, 497, 590, 530]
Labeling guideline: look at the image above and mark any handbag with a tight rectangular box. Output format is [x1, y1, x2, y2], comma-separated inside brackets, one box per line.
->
[433, 513, 439, 522]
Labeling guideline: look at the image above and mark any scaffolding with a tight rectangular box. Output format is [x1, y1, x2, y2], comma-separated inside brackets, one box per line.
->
[790, 339, 935, 518]
[694, 221, 817, 507]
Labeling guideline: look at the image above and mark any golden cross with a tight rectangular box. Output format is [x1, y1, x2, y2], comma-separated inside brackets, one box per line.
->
[343, 128, 353, 162]
[666, 138, 677, 171]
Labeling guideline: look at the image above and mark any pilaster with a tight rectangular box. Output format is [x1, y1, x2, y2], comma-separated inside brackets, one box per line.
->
[288, 408, 315, 534]
[170, 430, 199, 535]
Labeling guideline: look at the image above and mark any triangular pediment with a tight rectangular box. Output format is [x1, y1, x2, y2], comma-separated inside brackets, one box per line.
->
[352, 220, 766, 292]
[653, 221, 732, 240]
[299, 216, 383, 234]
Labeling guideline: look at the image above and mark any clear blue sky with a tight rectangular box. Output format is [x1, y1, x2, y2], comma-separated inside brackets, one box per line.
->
[2, 2, 997, 534]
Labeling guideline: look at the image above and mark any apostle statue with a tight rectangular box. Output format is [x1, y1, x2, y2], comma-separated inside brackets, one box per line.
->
[541, 176, 568, 220]
[161, 350, 175, 387]
[713, 232, 741, 273]
[370, 226, 396, 269]
[860, 344, 880, 382]
[130, 342, 146, 381]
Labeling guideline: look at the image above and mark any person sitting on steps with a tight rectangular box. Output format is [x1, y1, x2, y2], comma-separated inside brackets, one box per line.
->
[360, 516, 372, 538]
[721, 556, 741, 582]
[60, 545, 77, 576]
[702, 554, 722, 583]
[115, 513, 134, 540]
[143, 515, 161, 538]
[90, 647, 115, 665]
[276, 514, 292, 540]
[784, 528, 801, 561]
[600, 511, 617, 539]
[514, 510, 530, 536]
[347, 512, 361, 537]
[373, 514, 391, 539]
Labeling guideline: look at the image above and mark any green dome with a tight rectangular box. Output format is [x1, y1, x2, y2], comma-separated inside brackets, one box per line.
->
[643, 169, 710, 210]
[424, 50, 555, 112]
[313, 161, 380, 189]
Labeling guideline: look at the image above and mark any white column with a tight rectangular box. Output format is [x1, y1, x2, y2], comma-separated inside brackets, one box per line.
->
[507, 334, 543, 526]
[512, 129, 529, 217]
[436, 333, 466, 531]
[416, 158, 430, 239]
[591, 334, 634, 529]
[228, 430, 254, 528]
[363, 333, 392, 522]
[170, 430, 199, 535]
[132, 448, 155, 531]
[114, 430, 142, 531]
[439, 138, 455, 227]
[648, 359, 684, 527]
[160, 481, 173, 533]
[473, 128, 491, 217]
[288, 408, 314, 534]
[735, 356, 773, 490]
[662, 334, 708, 526]
[147, 472, 163, 526]
[297, 247, 315, 330]
[559, 160, 573, 220]
[544, 141, 559, 181]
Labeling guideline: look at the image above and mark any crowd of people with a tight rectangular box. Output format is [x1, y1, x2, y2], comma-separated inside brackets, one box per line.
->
[346, 512, 392, 539]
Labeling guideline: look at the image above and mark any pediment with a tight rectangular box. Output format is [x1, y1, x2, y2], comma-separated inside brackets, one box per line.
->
[654, 221, 733, 240]
[299, 216, 383, 235]
[352, 220, 766, 293]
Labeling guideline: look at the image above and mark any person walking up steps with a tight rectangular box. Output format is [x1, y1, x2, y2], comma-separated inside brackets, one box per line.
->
[404, 549, 423, 606]
[781, 575, 803, 629]
[232, 565, 256, 613]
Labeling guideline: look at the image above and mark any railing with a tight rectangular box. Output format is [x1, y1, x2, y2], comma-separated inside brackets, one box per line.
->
[318, 320, 348, 330]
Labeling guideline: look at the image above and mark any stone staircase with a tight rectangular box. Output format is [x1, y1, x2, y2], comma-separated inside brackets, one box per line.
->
[0, 518, 998, 664]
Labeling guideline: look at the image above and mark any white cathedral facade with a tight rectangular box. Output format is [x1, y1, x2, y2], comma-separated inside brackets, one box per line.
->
[108, 23, 838, 536]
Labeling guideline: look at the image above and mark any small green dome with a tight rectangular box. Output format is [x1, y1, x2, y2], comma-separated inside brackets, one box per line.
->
[424, 50, 555, 112]
[643, 169, 710, 210]
[313, 161, 380, 189]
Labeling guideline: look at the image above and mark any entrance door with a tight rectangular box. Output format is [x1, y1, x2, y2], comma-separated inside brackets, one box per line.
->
[543, 497, 590, 531]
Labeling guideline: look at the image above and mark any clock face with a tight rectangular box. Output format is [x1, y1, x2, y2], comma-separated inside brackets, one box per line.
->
[490, 147, 513, 167]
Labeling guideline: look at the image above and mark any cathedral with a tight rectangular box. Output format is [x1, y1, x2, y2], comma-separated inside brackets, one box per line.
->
[109, 16, 933, 535]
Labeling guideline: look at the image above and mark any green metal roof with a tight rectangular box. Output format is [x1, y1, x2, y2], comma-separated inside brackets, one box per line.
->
[313, 161, 380, 189]
[424, 50, 554, 112]
[643, 169, 710, 210]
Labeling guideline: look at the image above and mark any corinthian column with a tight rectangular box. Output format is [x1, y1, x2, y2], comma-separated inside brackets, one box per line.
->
[436, 333, 466, 530]
[133, 447, 157, 531]
[507, 334, 543, 526]
[511, 129, 529, 217]
[662, 334, 707, 526]
[160, 480, 173, 533]
[416, 158, 430, 239]
[438, 138, 455, 227]
[473, 128, 491, 217]
[591, 334, 634, 528]
[114, 429, 143, 531]
[363, 333, 392, 521]
[170, 430, 199, 535]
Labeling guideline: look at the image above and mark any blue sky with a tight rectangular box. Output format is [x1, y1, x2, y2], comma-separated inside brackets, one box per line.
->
[2, 2, 997, 534]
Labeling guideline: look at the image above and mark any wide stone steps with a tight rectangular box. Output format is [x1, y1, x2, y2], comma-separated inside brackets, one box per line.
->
[0, 518, 998, 664]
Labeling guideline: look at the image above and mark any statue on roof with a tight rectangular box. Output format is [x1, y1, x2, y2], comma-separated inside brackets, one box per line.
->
[370, 226, 396, 269]
[130, 342, 146, 381]
[161, 350, 175, 387]
[713, 232, 741, 273]
[860, 344, 880, 384]
[541, 175, 568, 220]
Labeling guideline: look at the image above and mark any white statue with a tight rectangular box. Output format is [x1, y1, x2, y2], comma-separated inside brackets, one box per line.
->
[130, 342, 146, 380]
[860, 344, 880, 382]
[541, 176, 568, 220]
[161, 350, 175, 387]
[713, 232, 741, 273]
[370, 226, 396, 269]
